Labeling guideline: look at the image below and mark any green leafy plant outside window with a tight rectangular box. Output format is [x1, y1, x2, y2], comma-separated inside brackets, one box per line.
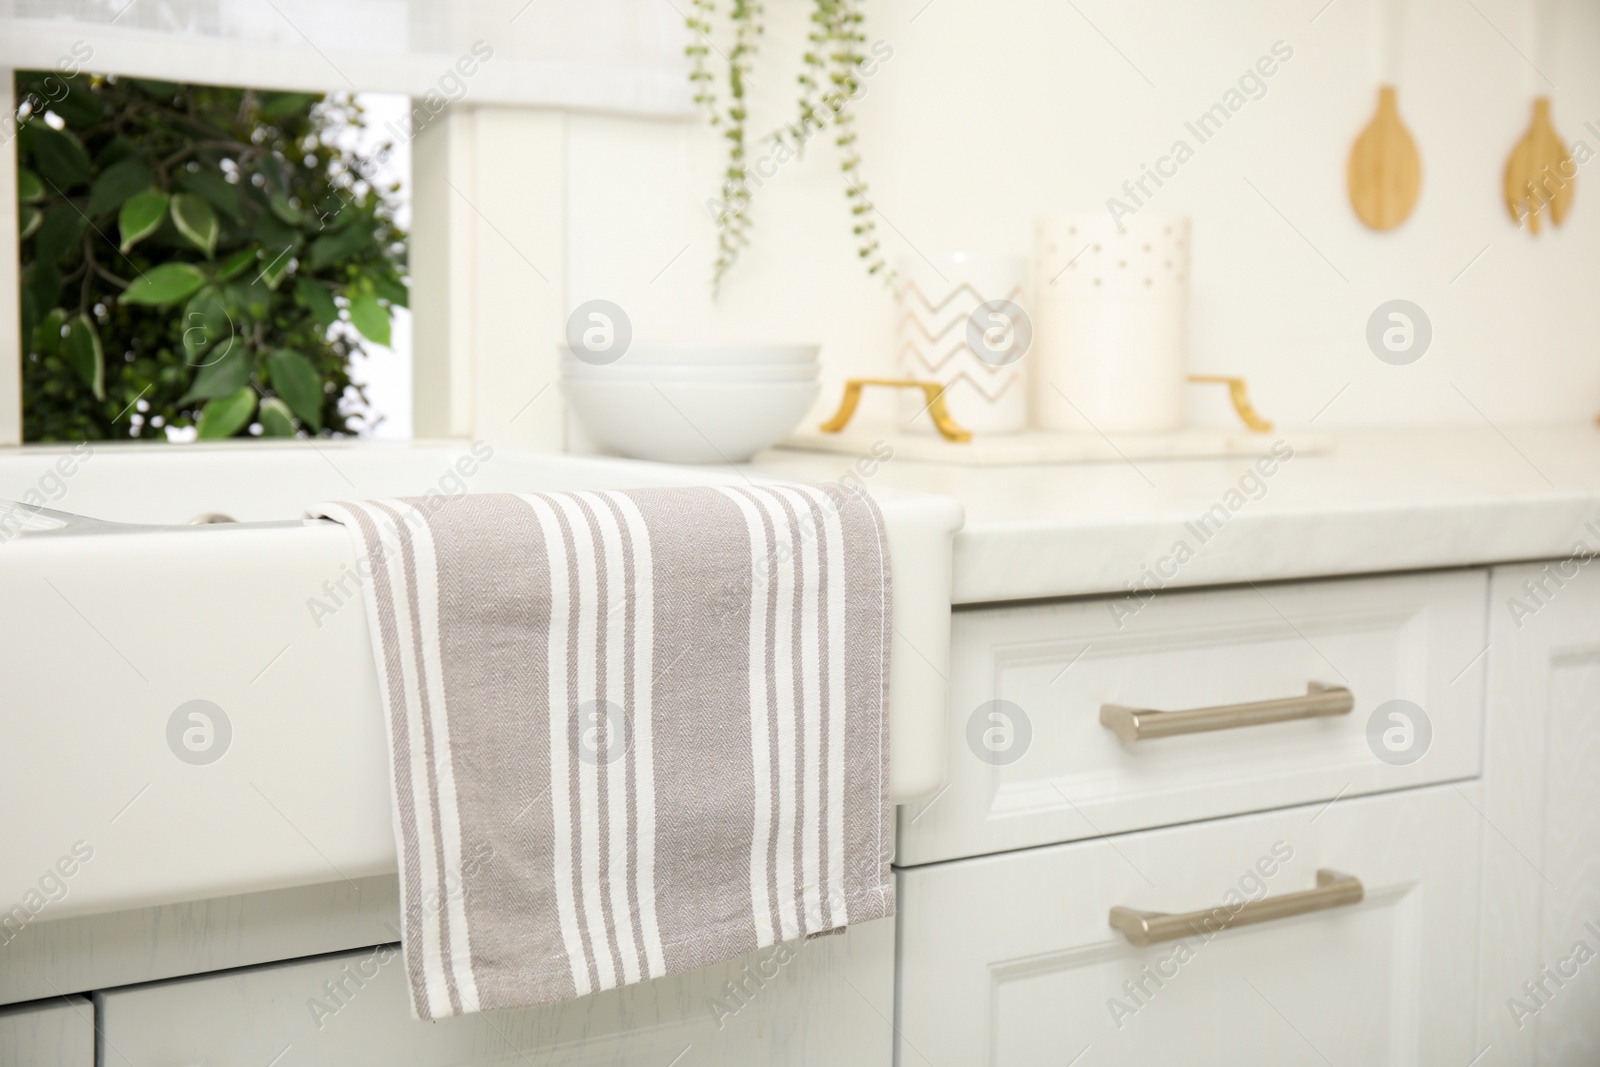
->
[14, 72, 407, 442]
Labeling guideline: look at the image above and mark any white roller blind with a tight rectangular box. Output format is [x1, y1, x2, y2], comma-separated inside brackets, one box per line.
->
[0, 0, 694, 115]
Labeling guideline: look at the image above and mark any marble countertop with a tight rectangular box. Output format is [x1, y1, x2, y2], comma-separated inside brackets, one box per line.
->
[747, 425, 1600, 605]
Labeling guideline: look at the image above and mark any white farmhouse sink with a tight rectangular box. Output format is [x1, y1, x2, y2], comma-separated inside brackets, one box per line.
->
[0, 441, 961, 922]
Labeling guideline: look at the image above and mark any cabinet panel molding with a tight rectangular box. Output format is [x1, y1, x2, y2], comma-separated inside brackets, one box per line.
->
[900, 569, 1489, 865]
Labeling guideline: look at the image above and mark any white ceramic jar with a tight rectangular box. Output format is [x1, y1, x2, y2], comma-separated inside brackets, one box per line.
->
[1030, 214, 1190, 433]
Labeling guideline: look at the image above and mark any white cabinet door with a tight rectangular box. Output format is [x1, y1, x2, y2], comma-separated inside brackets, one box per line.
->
[94, 916, 893, 1066]
[897, 784, 1482, 1066]
[0, 996, 94, 1066]
[1479, 562, 1600, 1067]
[900, 569, 1488, 865]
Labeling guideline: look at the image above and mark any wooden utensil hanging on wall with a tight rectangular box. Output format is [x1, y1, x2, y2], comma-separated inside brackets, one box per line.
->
[1504, 0, 1573, 233]
[1348, 0, 1422, 230]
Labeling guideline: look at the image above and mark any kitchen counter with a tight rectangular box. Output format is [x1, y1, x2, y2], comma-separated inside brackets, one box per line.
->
[748, 425, 1600, 604]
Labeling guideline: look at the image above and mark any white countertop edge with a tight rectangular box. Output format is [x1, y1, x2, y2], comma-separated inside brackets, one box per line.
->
[951, 494, 1600, 604]
[747, 426, 1600, 607]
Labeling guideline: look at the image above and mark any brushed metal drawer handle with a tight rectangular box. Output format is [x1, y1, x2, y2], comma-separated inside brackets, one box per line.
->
[1109, 869, 1364, 947]
[1099, 682, 1354, 743]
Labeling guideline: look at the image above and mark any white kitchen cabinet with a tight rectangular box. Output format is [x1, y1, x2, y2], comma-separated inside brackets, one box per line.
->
[898, 569, 1488, 865]
[1478, 561, 1600, 1067]
[0, 996, 94, 1066]
[897, 784, 1482, 1066]
[94, 913, 893, 1067]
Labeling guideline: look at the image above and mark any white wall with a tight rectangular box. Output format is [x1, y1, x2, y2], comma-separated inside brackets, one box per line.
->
[559, 0, 1600, 431]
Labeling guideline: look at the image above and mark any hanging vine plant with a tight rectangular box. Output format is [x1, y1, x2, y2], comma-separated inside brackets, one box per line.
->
[687, 0, 891, 293]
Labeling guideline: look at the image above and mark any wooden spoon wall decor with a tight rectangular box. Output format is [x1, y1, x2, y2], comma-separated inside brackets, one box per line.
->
[1504, 0, 1572, 233]
[1505, 98, 1574, 232]
[1348, 0, 1422, 230]
[1349, 85, 1423, 229]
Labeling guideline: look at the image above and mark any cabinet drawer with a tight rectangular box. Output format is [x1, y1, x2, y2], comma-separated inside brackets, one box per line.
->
[898, 569, 1487, 865]
[94, 918, 892, 1066]
[0, 995, 94, 1066]
[896, 783, 1482, 1065]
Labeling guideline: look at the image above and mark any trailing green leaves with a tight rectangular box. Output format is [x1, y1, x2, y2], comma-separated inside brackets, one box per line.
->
[687, 0, 888, 291]
[118, 190, 169, 253]
[120, 262, 207, 306]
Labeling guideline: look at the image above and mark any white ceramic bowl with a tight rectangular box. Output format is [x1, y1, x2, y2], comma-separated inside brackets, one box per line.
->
[560, 359, 819, 383]
[562, 342, 819, 367]
[562, 379, 822, 463]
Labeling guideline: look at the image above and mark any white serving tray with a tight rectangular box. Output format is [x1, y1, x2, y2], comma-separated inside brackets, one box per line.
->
[779, 426, 1334, 466]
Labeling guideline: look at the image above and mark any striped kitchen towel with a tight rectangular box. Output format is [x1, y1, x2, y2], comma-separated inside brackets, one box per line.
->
[311, 483, 894, 1019]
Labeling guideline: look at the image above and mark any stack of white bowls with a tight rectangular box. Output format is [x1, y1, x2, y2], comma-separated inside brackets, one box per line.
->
[560, 344, 821, 464]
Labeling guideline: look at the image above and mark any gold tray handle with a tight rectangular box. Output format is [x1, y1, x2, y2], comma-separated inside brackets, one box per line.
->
[819, 375, 1266, 440]
[1188, 374, 1273, 433]
[818, 378, 973, 443]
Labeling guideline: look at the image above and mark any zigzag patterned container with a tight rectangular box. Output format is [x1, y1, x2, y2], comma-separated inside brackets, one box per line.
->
[895, 253, 1030, 435]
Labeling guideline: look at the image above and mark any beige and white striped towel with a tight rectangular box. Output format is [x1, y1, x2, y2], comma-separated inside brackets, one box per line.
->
[312, 483, 894, 1019]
